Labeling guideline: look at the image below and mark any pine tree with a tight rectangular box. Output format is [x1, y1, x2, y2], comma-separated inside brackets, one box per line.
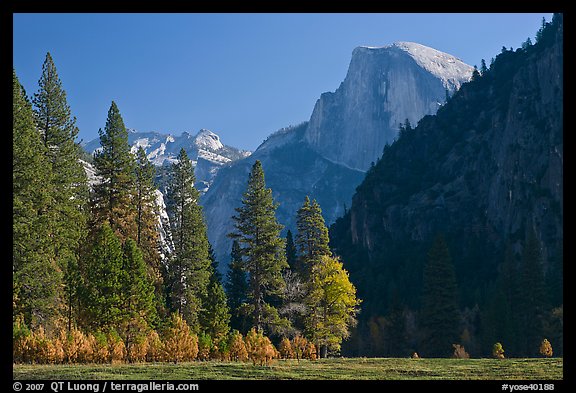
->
[13, 69, 58, 330]
[295, 196, 331, 277]
[120, 238, 157, 361]
[491, 243, 521, 356]
[420, 234, 461, 357]
[519, 228, 548, 356]
[305, 255, 360, 358]
[285, 230, 298, 272]
[92, 101, 137, 241]
[166, 148, 211, 331]
[81, 222, 125, 331]
[134, 146, 165, 320]
[226, 240, 249, 332]
[480, 59, 488, 75]
[472, 65, 480, 80]
[229, 160, 288, 334]
[31, 53, 90, 331]
[208, 243, 222, 283]
[200, 256, 231, 346]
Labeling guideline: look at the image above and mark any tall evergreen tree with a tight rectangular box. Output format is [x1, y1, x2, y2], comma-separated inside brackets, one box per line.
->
[31, 53, 89, 331]
[285, 230, 299, 272]
[226, 240, 249, 332]
[208, 243, 222, 283]
[295, 196, 331, 276]
[519, 228, 548, 356]
[80, 222, 125, 331]
[419, 234, 461, 357]
[134, 146, 165, 319]
[13, 69, 58, 330]
[229, 160, 288, 334]
[92, 101, 137, 241]
[200, 255, 231, 345]
[120, 238, 157, 361]
[166, 148, 211, 331]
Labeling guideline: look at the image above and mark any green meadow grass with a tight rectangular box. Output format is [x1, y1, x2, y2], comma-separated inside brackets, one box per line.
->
[13, 357, 562, 380]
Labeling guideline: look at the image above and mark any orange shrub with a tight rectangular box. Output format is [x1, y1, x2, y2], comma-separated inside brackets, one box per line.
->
[162, 313, 198, 363]
[244, 328, 277, 366]
[278, 337, 294, 359]
[228, 330, 248, 362]
[145, 330, 163, 362]
[291, 335, 308, 361]
[304, 342, 317, 360]
[90, 332, 109, 363]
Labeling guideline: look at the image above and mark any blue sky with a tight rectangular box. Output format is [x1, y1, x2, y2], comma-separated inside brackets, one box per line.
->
[13, 13, 552, 151]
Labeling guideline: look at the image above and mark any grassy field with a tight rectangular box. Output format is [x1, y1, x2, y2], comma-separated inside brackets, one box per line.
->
[13, 357, 563, 380]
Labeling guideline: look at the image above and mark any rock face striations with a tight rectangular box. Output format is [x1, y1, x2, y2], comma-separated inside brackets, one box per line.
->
[305, 42, 473, 171]
[202, 42, 474, 267]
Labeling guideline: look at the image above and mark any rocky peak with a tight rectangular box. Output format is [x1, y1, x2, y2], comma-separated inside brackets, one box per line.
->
[305, 42, 474, 171]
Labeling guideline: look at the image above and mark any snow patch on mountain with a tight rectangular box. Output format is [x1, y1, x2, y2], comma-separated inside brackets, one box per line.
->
[195, 129, 224, 151]
[82, 129, 251, 193]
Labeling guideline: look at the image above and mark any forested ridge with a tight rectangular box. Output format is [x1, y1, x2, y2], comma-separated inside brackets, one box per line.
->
[330, 14, 563, 358]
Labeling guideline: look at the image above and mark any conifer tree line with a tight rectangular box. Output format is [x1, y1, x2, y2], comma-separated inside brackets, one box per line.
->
[13, 53, 360, 364]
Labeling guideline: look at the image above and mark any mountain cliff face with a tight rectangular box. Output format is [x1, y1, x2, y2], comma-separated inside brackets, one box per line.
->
[82, 128, 251, 192]
[305, 42, 473, 171]
[202, 42, 473, 266]
[329, 16, 563, 355]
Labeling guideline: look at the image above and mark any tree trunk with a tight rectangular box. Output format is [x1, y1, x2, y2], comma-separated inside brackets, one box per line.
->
[320, 344, 328, 359]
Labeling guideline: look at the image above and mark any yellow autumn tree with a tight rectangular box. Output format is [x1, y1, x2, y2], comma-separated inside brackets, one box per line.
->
[305, 255, 360, 358]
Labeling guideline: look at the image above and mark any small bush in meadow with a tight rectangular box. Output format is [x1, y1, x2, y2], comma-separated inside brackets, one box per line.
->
[91, 332, 109, 363]
[145, 330, 163, 362]
[107, 330, 126, 363]
[539, 339, 553, 358]
[244, 328, 277, 366]
[452, 344, 470, 359]
[493, 342, 505, 359]
[304, 342, 317, 360]
[279, 337, 294, 359]
[13, 317, 31, 363]
[197, 333, 213, 361]
[162, 313, 198, 363]
[291, 335, 308, 362]
[228, 330, 248, 362]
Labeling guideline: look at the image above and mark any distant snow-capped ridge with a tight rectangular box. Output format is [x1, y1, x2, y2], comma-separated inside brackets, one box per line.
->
[81, 128, 251, 193]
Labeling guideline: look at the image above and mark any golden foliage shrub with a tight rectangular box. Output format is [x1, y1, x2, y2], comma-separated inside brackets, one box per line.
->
[228, 331, 248, 362]
[291, 335, 308, 361]
[244, 328, 278, 366]
[145, 330, 163, 362]
[278, 337, 294, 359]
[304, 342, 317, 360]
[28, 327, 58, 364]
[107, 330, 127, 363]
[90, 332, 109, 363]
[539, 339, 553, 357]
[492, 342, 505, 359]
[162, 313, 198, 363]
[128, 335, 149, 363]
